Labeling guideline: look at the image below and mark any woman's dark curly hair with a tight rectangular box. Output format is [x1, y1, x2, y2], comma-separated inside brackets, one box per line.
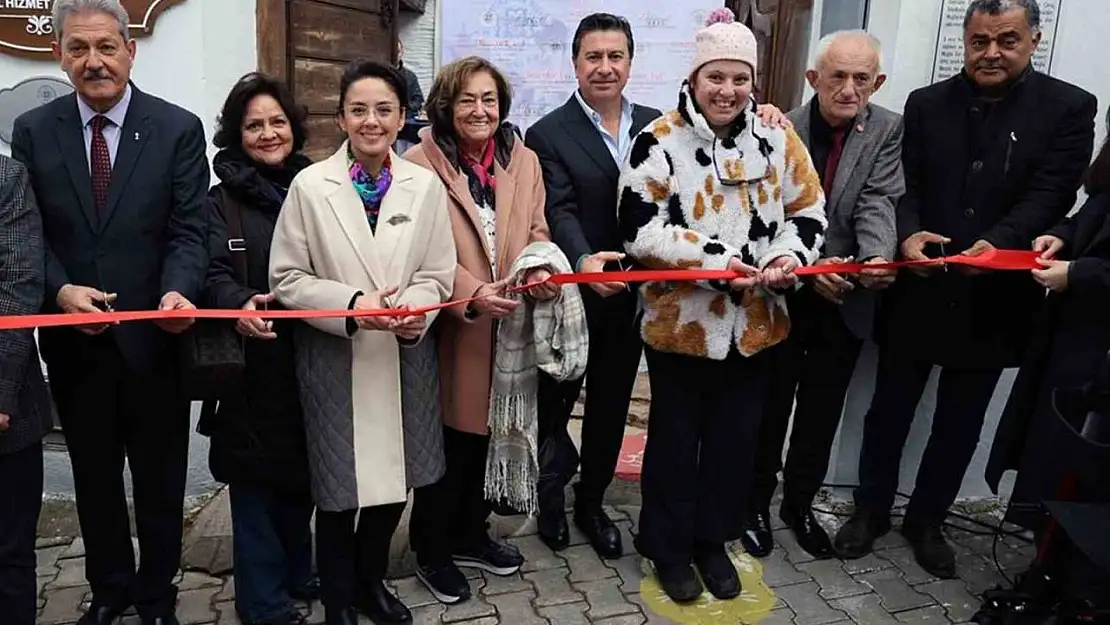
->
[213, 72, 308, 153]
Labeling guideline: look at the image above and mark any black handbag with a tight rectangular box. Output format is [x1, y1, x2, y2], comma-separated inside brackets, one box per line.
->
[180, 187, 250, 402]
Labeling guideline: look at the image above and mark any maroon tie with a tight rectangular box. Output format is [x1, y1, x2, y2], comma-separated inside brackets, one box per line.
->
[90, 115, 112, 221]
[823, 128, 846, 199]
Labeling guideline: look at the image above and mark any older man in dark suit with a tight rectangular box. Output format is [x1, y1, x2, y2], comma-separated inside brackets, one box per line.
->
[744, 29, 904, 561]
[10, 1, 208, 624]
[834, 0, 1097, 579]
[0, 154, 52, 625]
[524, 13, 661, 559]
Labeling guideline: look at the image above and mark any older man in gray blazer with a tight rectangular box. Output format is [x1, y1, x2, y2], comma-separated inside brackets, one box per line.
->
[0, 154, 52, 625]
[742, 30, 904, 560]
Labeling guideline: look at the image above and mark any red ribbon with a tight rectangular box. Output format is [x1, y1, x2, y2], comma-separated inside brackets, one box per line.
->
[0, 249, 1041, 331]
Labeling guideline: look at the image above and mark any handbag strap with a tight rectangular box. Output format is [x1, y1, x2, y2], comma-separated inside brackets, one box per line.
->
[216, 186, 250, 284]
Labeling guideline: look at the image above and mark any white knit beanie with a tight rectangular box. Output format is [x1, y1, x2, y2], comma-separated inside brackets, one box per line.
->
[690, 8, 759, 78]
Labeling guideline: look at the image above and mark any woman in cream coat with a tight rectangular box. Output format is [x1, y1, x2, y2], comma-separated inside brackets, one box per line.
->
[269, 61, 456, 625]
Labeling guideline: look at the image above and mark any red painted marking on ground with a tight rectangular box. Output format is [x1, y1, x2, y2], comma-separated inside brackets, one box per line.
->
[615, 432, 646, 480]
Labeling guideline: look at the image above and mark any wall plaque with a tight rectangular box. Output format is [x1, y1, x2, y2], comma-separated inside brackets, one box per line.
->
[931, 0, 1063, 83]
[0, 0, 185, 60]
[0, 76, 73, 143]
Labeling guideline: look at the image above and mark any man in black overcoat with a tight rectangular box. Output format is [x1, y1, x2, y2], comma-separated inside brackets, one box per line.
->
[833, 0, 1097, 580]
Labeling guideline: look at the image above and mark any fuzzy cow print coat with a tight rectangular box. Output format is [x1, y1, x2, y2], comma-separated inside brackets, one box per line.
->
[617, 82, 828, 360]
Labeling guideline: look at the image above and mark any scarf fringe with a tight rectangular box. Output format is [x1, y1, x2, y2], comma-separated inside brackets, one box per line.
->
[488, 393, 535, 435]
[484, 451, 538, 516]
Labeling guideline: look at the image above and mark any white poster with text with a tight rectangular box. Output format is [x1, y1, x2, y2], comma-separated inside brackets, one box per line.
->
[438, 0, 726, 131]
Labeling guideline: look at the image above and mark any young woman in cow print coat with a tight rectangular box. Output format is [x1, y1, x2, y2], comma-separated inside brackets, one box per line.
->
[616, 7, 827, 604]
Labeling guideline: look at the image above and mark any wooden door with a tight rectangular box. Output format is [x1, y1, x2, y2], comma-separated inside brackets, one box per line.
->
[729, 0, 814, 110]
[257, 0, 400, 161]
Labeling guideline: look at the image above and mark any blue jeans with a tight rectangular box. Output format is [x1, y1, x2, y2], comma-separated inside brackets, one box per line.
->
[229, 484, 314, 623]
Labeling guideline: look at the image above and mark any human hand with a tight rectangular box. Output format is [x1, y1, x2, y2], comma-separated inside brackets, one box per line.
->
[156, 291, 197, 334]
[524, 268, 560, 301]
[762, 255, 799, 289]
[810, 257, 854, 304]
[859, 257, 896, 290]
[1032, 258, 1070, 292]
[353, 286, 399, 331]
[726, 256, 760, 290]
[957, 239, 996, 275]
[1033, 235, 1065, 260]
[756, 103, 792, 129]
[580, 251, 627, 297]
[471, 279, 519, 319]
[390, 306, 427, 340]
[900, 231, 951, 277]
[0, 413, 9, 432]
[57, 284, 118, 335]
[236, 293, 277, 340]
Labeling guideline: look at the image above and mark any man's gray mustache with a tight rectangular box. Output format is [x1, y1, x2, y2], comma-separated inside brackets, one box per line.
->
[83, 73, 111, 80]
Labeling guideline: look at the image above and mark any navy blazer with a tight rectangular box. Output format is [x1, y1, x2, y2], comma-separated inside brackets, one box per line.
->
[11, 85, 209, 375]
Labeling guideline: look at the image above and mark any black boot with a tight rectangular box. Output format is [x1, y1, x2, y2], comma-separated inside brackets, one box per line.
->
[780, 503, 834, 559]
[740, 507, 775, 557]
[833, 507, 891, 559]
[354, 580, 413, 624]
[901, 519, 956, 579]
[693, 544, 741, 600]
[655, 562, 703, 603]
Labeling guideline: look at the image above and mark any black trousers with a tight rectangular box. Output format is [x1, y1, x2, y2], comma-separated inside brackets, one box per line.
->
[315, 502, 406, 611]
[410, 426, 491, 564]
[753, 289, 863, 509]
[0, 442, 44, 625]
[638, 346, 770, 566]
[537, 290, 642, 511]
[48, 336, 190, 618]
[855, 341, 1003, 525]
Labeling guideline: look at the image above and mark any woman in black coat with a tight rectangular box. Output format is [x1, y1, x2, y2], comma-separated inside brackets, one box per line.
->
[987, 107, 1110, 532]
[200, 72, 315, 625]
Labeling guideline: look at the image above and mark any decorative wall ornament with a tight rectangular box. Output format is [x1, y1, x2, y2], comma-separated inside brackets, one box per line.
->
[0, 75, 73, 144]
[0, 0, 185, 60]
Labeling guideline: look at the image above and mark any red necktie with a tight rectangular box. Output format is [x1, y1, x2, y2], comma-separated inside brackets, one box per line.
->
[90, 115, 112, 221]
[823, 128, 845, 199]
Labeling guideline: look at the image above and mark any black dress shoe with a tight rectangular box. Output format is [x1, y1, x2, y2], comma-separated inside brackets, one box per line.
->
[780, 504, 834, 559]
[693, 544, 741, 600]
[833, 507, 891, 559]
[290, 575, 321, 602]
[573, 506, 622, 559]
[78, 603, 129, 625]
[740, 508, 775, 558]
[538, 508, 570, 551]
[325, 607, 359, 625]
[655, 563, 703, 603]
[354, 580, 413, 624]
[901, 519, 956, 579]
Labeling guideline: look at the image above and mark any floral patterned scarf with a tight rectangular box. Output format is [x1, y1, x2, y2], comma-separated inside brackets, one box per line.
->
[347, 146, 393, 233]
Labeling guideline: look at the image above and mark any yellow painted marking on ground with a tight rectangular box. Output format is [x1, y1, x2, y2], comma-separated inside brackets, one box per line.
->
[639, 550, 777, 624]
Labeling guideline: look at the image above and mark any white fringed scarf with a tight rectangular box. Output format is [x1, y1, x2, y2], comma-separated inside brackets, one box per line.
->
[484, 241, 589, 515]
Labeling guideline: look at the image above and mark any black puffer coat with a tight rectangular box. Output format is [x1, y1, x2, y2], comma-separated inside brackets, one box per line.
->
[199, 149, 312, 493]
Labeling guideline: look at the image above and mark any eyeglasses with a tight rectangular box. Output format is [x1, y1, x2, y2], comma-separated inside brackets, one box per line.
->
[712, 138, 772, 186]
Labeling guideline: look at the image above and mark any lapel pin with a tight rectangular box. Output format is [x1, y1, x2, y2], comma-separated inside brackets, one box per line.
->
[134, 132, 140, 140]
[387, 213, 410, 226]
[856, 123, 865, 133]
